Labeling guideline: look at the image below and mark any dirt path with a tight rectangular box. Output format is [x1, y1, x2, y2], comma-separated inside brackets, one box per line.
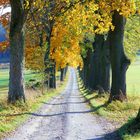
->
[4, 68, 119, 140]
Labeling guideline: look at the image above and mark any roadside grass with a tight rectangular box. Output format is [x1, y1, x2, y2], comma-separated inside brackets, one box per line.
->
[78, 58, 140, 140]
[0, 72, 68, 139]
[79, 84, 140, 123]
[79, 82, 140, 140]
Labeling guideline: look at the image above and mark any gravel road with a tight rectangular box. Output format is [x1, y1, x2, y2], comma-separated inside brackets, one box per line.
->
[4, 68, 119, 140]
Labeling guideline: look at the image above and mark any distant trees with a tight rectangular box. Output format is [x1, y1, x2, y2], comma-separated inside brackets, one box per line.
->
[80, 34, 110, 93]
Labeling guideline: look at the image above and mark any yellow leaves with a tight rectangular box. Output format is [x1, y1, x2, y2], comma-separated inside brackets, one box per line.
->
[50, 20, 83, 70]
[33, 0, 43, 8]
[24, 0, 30, 9]
[119, 0, 136, 17]
[24, 0, 138, 72]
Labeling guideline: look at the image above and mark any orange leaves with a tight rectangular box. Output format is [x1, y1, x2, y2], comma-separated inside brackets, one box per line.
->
[25, 27, 46, 71]
[0, 0, 9, 6]
[0, 40, 9, 51]
[25, 45, 46, 71]
[50, 23, 68, 69]
[0, 16, 9, 27]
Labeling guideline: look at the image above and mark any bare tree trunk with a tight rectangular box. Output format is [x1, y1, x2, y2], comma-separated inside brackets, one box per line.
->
[60, 68, 64, 81]
[89, 34, 110, 93]
[82, 51, 91, 89]
[109, 11, 130, 102]
[8, 0, 25, 103]
[49, 61, 56, 88]
[44, 22, 56, 89]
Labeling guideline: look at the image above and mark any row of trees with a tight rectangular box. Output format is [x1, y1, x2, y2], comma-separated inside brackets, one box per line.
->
[0, 0, 140, 122]
[79, 11, 131, 102]
[0, 0, 85, 103]
[75, 0, 140, 121]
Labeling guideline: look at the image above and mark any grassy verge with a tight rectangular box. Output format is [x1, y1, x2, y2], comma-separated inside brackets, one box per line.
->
[78, 76, 140, 140]
[0, 73, 68, 139]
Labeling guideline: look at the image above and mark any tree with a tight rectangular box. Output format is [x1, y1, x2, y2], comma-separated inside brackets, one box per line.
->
[8, 0, 32, 103]
[79, 0, 136, 100]
[90, 34, 110, 93]
[28, 0, 72, 89]
[108, 11, 131, 102]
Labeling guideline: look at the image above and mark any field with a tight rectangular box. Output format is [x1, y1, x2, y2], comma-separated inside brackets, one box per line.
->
[0, 68, 41, 94]
[127, 55, 140, 96]
[0, 67, 61, 94]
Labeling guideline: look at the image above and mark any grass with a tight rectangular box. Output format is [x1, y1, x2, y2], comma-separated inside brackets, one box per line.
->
[0, 67, 61, 94]
[79, 83, 140, 140]
[80, 87, 140, 122]
[127, 56, 140, 96]
[0, 69, 42, 94]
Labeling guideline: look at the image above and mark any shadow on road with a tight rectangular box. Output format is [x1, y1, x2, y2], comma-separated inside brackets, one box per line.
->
[0, 102, 107, 117]
[41, 101, 86, 105]
[86, 130, 120, 140]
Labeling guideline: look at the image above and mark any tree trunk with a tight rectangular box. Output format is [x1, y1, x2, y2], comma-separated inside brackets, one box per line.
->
[44, 22, 56, 89]
[64, 66, 68, 77]
[8, 0, 25, 103]
[98, 35, 110, 93]
[60, 68, 64, 81]
[49, 61, 56, 88]
[90, 35, 104, 91]
[89, 34, 110, 93]
[136, 108, 140, 121]
[44, 40, 50, 88]
[109, 11, 130, 102]
[82, 50, 91, 89]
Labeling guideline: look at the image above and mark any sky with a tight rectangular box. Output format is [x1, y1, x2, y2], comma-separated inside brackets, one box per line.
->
[0, 6, 11, 16]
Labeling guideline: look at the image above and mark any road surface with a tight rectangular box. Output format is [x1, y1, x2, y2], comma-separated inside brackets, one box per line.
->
[4, 68, 119, 140]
